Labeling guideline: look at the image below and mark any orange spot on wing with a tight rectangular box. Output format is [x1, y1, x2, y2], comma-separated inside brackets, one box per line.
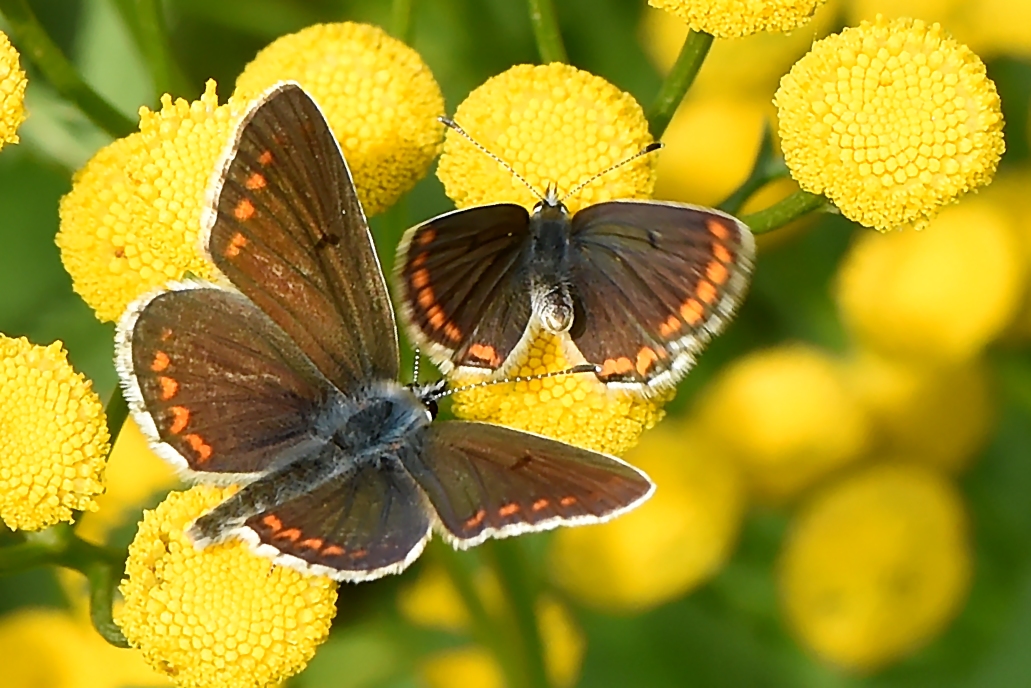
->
[444, 323, 463, 342]
[245, 172, 267, 190]
[417, 287, 436, 308]
[262, 514, 283, 532]
[184, 434, 213, 462]
[696, 280, 718, 305]
[559, 496, 577, 507]
[599, 357, 634, 378]
[410, 252, 427, 268]
[465, 509, 487, 530]
[713, 244, 732, 264]
[427, 306, 446, 329]
[278, 528, 301, 542]
[234, 198, 255, 221]
[323, 545, 344, 556]
[158, 376, 178, 400]
[659, 315, 680, 337]
[151, 351, 170, 372]
[532, 498, 550, 512]
[299, 537, 324, 550]
[351, 549, 367, 559]
[636, 347, 659, 376]
[169, 406, 190, 434]
[225, 232, 247, 258]
[417, 227, 436, 246]
[706, 260, 729, 285]
[680, 299, 705, 325]
[411, 268, 430, 289]
[258, 150, 273, 165]
[468, 343, 499, 366]
[499, 503, 521, 517]
[707, 218, 730, 240]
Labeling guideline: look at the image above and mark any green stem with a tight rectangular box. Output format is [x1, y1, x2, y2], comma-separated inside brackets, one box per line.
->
[527, 0, 567, 64]
[391, 0, 415, 44]
[741, 189, 828, 234]
[0, 0, 137, 138]
[105, 387, 130, 446]
[647, 30, 714, 139]
[718, 122, 788, 216]
[486, 539, 550, 688]
[112, 0, 191, 101]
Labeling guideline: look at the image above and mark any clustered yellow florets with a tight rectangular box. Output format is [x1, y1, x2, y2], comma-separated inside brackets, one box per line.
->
[775, 16, 1005, 231]
[649, 0, 826, 39]
[437, 63, 655, 214]
[0, 30, 27, 149]
[0, 336, 108, 531]
[57, 80, 238, 322]
[233, 22, 445, 216]
[117, 485, 338, 688]
[450, 329, 669, 456]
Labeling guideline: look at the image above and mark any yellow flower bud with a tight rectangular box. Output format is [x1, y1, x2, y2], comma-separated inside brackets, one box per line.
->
[648, 0, 828, 39]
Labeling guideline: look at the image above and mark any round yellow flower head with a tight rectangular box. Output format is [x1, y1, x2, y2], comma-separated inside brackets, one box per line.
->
[779, 463, 970, 671]
[437, 63, 655, 214]
[549, 424, 744, 612]
[57, 80, 240, 322]
[694, 344, 869, 502]
[775, 16, 1005, 231]
[836, 199, 1026, 362]
[118, 485, 338, 688]
[449, 328, 670, 456]
[0, 336, 108, 531]
[233, 22, 444, 217]
[845, 351, 994, 473]
[0, 30, 27, 149]
[648, 0, 826, 39]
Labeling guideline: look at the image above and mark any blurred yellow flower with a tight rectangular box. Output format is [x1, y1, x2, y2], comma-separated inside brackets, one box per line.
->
[118, 485, 338, 688]
[845, 351, 994, 473]
[76, 418, 179, 543]
[654, 96, 768, 207]
[779, 463, 971, 671]
[648, 0, 827, 39]
[549, 424, 744, 611]
[421, 648, 504, 688]
[57, 81, 237, 322]
[450, 328, 669, 456]
[695, 344, 869, 502]
[0, 336, 108, 531]
[233, 22, 445, 216]
[836, 199, 1026, 362]
[0, 607, 171, 688]
[775, 16, 1005, 231]
[0, 30, 27, 149]
[437, 63, 655, 214]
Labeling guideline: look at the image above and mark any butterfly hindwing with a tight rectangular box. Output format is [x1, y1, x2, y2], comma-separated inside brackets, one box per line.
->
[396, 204, 533, 372]
[401, 421, 654, 547]
[568, 200, 754, 389]
[204, 82, 399, 390]
[116, 282, 330, 477]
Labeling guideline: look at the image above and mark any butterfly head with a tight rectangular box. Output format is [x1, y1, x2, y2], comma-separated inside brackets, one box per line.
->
[407, 378, 448, 419]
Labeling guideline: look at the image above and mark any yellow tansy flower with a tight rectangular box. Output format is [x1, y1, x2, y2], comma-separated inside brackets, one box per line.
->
[118, 485, 338, 688]
[437, 63, 655, 214]
[449, 328, 669, 456]
[0, 30, 27, 149]
[0, 607, 171, 688]
[57, 81, 239, 322]
[0, 336, 108, 531]
[779, 463, 971, 671]
[421, 648, 504, 688]
[845, 351, 994, 473]
[233, 22, 445, 217]
[775, 16, 1005, 231]
[836, 199, 1026, 362]
[648, 0, 827, 39]
[694, 344, 869, 502]
[549, 424, 744, 611]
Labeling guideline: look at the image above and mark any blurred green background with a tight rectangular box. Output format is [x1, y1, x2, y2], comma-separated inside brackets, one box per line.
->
[2, 0, 1031, 686]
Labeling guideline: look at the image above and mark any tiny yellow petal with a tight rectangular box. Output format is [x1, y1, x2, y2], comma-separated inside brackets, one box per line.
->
[437, 64, 654, 214]
[117, 485, 338, 688]
[775, 16, 1005, 230]
[233, 22, 444, 217]
[0, 31, 27, 149]
[0, 335, 109, 530]
[649, 0, 827, 39]
[779, 463, 971, 671]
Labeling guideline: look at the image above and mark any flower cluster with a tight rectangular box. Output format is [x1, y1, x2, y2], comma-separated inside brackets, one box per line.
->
[0, 31, 27, 150]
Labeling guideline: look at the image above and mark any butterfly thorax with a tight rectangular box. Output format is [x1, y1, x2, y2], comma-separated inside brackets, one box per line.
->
[528, 198, 576, 333]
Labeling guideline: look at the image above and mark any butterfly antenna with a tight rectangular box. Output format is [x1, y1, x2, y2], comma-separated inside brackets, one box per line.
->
[427, 363, 600, 402]
[439, 116, 545, 202]
[559, 142, 664, 204]
[412, 348, 422, 384]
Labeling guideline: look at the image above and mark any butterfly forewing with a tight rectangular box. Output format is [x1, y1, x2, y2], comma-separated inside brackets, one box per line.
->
[118, 283, 330, 476]
[397, 204, 533, 372]
[205, 82, 398, 390]
[569, 201, 754, 388]
[402, 422, 654, 547]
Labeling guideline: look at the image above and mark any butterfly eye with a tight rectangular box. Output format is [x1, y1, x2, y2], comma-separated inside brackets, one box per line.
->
[424, 398, 439, 419]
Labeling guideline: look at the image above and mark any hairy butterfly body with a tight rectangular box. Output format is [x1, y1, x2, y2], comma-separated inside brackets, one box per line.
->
[397, 164, 755, 396]
[114, 82, 653, 582]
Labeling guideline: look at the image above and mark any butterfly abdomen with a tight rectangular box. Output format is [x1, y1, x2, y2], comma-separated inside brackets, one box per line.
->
[528, 201, 576, 333]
